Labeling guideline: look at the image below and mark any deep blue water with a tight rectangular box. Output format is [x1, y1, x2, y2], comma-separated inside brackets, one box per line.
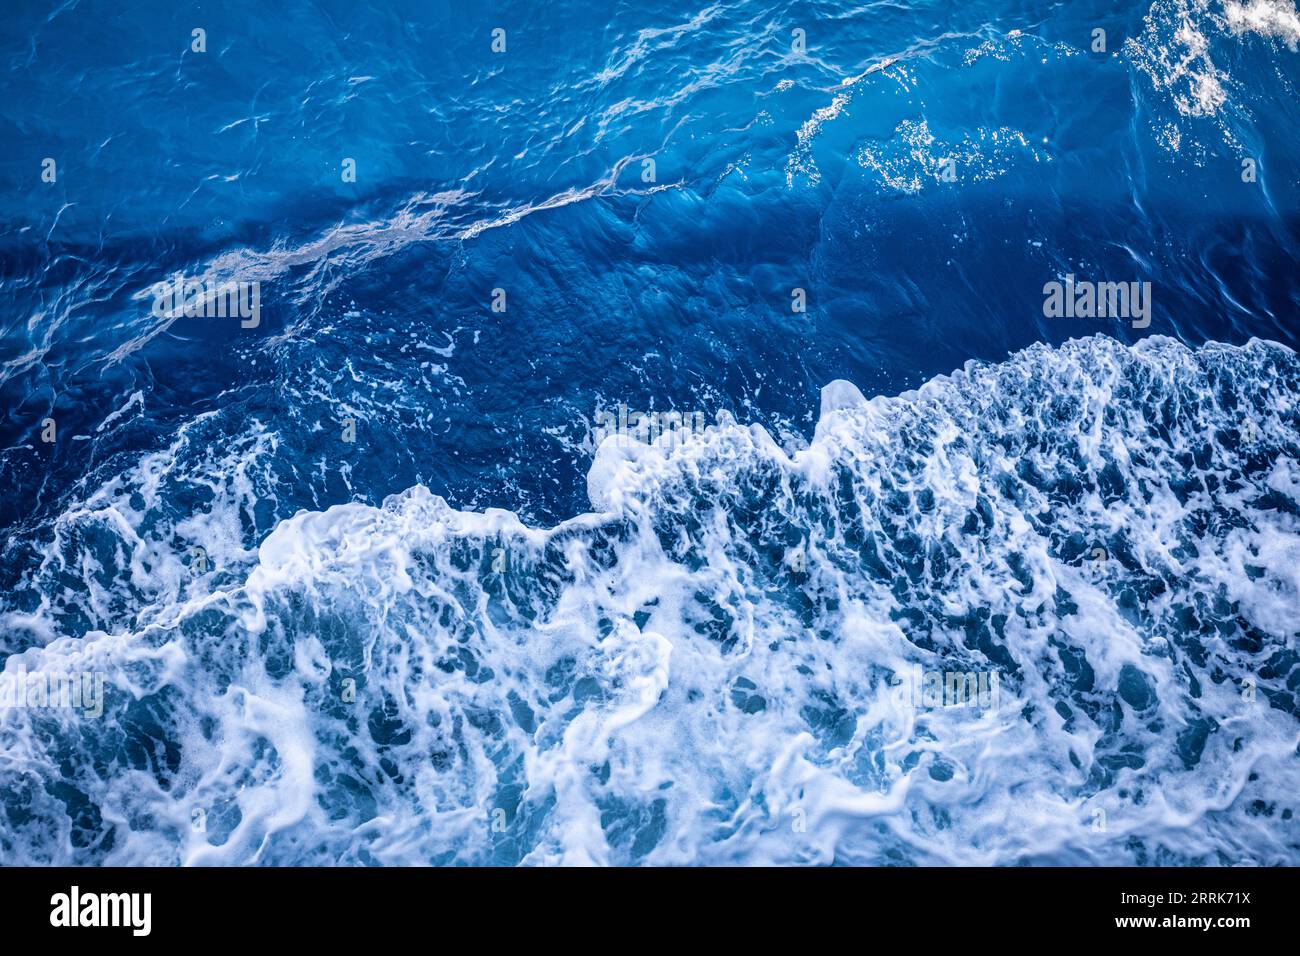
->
[1, 0, 1298, 865]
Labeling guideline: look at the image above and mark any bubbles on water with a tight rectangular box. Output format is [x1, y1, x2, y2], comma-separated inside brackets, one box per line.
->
[2, 335, 1296, 865]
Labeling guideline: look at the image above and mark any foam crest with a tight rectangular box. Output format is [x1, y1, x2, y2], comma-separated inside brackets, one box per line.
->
[2, 335, 1297, 865]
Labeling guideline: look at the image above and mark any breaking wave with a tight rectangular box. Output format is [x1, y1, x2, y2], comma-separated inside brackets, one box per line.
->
[2, 335, 1297, 866]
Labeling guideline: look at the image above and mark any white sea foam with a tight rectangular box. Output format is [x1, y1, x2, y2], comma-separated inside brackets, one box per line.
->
[1127, 0, 1299, 143]
[1223, 0, 1300, 48]
[1, 335, 1297, 865]
[855, 119, 1042, 194]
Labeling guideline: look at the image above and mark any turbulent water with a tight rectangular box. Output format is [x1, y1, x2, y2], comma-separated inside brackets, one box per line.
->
[1, 1, 1298, 865]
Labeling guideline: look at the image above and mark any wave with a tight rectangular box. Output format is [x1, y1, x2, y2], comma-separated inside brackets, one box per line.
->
[2, 334, 1297, 865]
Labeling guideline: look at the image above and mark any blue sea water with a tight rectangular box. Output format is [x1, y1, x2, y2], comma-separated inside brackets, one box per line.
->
[0, 0, 1298, 865]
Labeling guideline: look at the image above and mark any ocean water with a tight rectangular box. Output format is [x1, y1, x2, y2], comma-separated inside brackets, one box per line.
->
[0, 0, 1297, 865]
